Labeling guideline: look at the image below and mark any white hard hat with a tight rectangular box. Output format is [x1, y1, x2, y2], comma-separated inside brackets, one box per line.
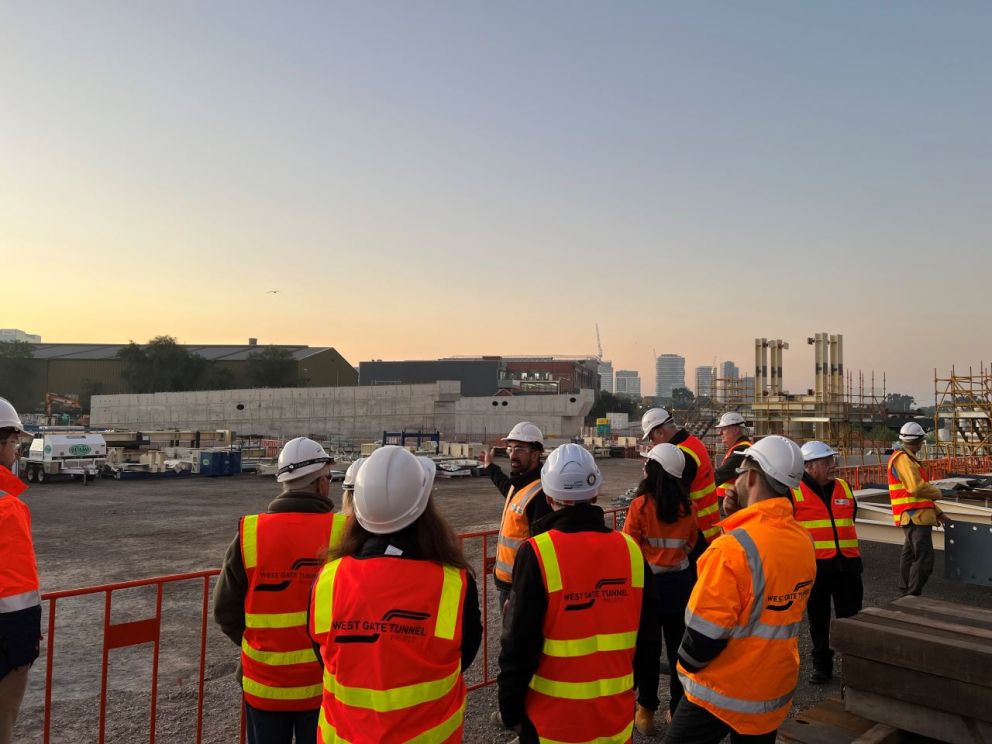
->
[640, 408, 673, 440]
[715, 412, 746, 429]
[642, 443, 686, 479]
[276, 437, 332, 483]
[506, 421, 544, 449]
[740, 435, 804, 491]
[899, 422, 926, 442]
[0, 397, 27, 433]
[342, 457, 366, 490]
[541, 443, 602, 502]
[801, 441, 838, 462]
[353, 446, 436, 534]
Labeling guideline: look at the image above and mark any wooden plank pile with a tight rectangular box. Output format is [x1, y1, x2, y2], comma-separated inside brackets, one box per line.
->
[831, 595, 992, 743]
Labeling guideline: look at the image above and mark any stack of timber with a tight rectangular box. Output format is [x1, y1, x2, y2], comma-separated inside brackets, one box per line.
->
[832, 596, 992, 743]
[778, 697, 904, 743]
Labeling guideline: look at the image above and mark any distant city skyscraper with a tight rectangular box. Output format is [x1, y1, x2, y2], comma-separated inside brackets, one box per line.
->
[598, 360, 614, 393]
[615, 370, 641, 399]
[0, 328, 41, 343]
[695, 366, 714, 398]
[720, 360, 740, 380]
[655, 354, 685, 399]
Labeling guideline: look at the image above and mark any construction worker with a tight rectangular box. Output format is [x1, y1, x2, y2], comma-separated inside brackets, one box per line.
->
[0, 398, 39, 744]
[623, 443, 699, 733]
[308, 445, 482, 743]
[791, 441, 862, 685]
[480, 422, 552, 606]
[498, 444, 660, 744]
[711, 412, 753, 516]
[667, 436, 815, 744]
[213, 437, 350, 744]
[888, 422, 948, 596]
[641, 408, 720, 546]
[339, 457, 365, 516]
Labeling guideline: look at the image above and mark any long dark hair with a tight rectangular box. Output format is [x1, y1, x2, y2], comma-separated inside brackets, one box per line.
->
[329, 499, 473, 575]
[635, 459, 692, 524]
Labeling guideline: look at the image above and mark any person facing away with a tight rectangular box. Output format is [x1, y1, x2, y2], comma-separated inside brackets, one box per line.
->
[308, 445, 482, 744]
[213, 437, 350, 744]
[498, 443, 660, 744]
[666, 436, 816, 744]
[623, 443, 699, 735]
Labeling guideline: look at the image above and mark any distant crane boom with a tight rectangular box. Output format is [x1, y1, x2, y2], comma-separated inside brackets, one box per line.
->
[596, 323, 604, 360]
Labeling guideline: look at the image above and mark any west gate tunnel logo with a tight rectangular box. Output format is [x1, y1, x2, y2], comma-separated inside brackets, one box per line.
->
[333, 609, 432, 643]
[765, 579, 814, 612]
[563, 577, 628, 611]
[255, 557, 323, 592]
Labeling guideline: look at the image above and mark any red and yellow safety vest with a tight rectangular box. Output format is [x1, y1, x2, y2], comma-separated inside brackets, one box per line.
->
[622, 497, 697, 574]
[677, 435, 720, 542]
[525, 529, 644, 744]
[679, 498, 816, 735]
[0, 466, 40, 614]
[791, 479, 860, 560]
[309, 556, 467, 744]
[715, 439, 753, 503]
[495, 478, 544, 584]
[240, 512, 348, 711]
[887, 451, 936, 526]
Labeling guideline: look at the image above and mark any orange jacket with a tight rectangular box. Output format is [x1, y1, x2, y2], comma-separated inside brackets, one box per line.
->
[678, 498, 816, 735]
[495, 478, 544, 584]
[622, 496, 697, 573]
[791, 479, 860, 560]
[0, 466, 40, 613]
[677, 435, 720, 541]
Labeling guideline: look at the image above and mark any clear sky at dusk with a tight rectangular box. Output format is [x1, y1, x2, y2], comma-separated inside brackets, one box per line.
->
[2, 2, 989, 404]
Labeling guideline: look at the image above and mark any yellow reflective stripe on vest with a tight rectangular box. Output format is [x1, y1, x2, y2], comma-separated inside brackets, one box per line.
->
[890, 496, 923, 506]
[677, 444, 700, 466]
[318, 701, 465, 744]
[538, 722, 633, 744]
[701, 524, 722, 540]
[620, 532, 645, 589]
[242, 514, 259, 569]
[435, 566, 462, 641]
[690, 482, 717, 501]
[695, 499, 720, 518]
[323, 666, 460, 712]
[529, 672, 634, 700]
[542, 630, 638, 657]
[812, 539, 859, 550]
[242, 675, 322, 701]
[311, 558, 342, 635]
[329, 516, 347, 550]
[532, 532, 562, 593]
[800, 519, 835, 529]
[791, 487, 805, 503]
[241, 638, 317, 666]
[245, 611, 308, 629]
[889, 482, 906, 491]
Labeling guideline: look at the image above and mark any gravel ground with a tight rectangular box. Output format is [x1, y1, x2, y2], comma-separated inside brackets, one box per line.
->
[13, 461, 992, 742]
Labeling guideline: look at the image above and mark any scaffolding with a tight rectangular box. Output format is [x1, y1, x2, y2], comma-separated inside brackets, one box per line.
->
[934, 366, 992, 457]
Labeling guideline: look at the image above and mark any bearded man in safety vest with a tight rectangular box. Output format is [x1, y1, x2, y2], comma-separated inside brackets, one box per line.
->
[0, 398, 39, 744]
[711, 412, 753, 516]
[667, 436, 816, 744]
[498, 444, 660, 744]
[214, 437, 349, 744]
[792, 441, 862, 685]
[480, 422, 553, 607]
[641, 408, 720, 547]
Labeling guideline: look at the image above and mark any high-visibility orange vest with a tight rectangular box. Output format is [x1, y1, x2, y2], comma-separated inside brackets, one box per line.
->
[240, 512, 348, 711]
[791, 479, 860, 560]
[677, 435, 720, 542]
[622, 496, 697, 574]
[525, 529, 644, 744]
[494, 478, 544, 584]
[887, 451, 936, 525]
[0, 466, 41, 614]
[309, 556, 467, 744]
[678, 498, 816, 735]
[715, 440, 753, 502]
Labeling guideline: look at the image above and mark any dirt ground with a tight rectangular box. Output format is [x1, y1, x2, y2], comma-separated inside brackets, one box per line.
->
[14, 457, 992, 743]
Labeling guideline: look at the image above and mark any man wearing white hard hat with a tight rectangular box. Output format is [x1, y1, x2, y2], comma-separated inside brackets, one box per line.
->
[498, 444, 660, 743]
[791, 442, 862, 684]
[711, 412, 753, 516]
[480, 422, 553, 606]
[887, 422, 947, 596]
[668, 436, 815, 743]
[214, 437, 350, 744]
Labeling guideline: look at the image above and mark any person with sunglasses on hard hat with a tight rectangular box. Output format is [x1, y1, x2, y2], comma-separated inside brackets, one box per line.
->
[711, 413, 753, 516]
[623, 443, 699, 735]
[308, 445, 482, 743]
[213, 437, 350, 744]
[498, 444, 660, 744]
[790, 442, 862, 685]
[339, 457, 365, 516]
[667, 436, 815, 744]
[0, 398, 39, 744]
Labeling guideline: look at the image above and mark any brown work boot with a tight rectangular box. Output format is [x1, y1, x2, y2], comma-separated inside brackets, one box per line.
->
[634, 704, 656, 736]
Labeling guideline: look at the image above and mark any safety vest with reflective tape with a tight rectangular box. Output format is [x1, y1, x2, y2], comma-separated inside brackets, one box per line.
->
[790, 479, 860, 560]
[678, 498, 816, 735]
[525, 529, 644, 744]
[0, 466, 41, 614]
[495, 478, 544, 585]
[309, 556, 467, 744]
[715, 439, 753, 502]
[886, 451, 936, 526]
[621, 496, 697, 574]
[240, 511, 348, 711]
[677, 435, 720, 542]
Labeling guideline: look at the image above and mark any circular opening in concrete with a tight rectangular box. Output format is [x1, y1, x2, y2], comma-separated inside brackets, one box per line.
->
[569, 397, 576, 403]
[492, 401, 499, 407]
[236, 403, 245, 411]
[501, 401, 508, 406]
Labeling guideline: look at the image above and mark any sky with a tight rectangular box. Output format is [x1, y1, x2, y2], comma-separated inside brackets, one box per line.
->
[2, 2, 989, 405]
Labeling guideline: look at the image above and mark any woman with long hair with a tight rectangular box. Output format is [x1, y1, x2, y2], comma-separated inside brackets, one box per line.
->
[623, 443, 699, 734]
[308, 445, 482, 743]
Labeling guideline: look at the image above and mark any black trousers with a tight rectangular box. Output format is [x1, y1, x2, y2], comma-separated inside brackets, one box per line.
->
[806, 569, 863, 673]
[660, 610, 686, 713]
[244, 702, 318, 744]
[900, 522, 934, 595]
[663, 697, 777, 743]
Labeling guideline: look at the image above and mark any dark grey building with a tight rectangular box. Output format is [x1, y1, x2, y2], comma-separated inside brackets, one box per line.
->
[359, 359, 502, 397]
